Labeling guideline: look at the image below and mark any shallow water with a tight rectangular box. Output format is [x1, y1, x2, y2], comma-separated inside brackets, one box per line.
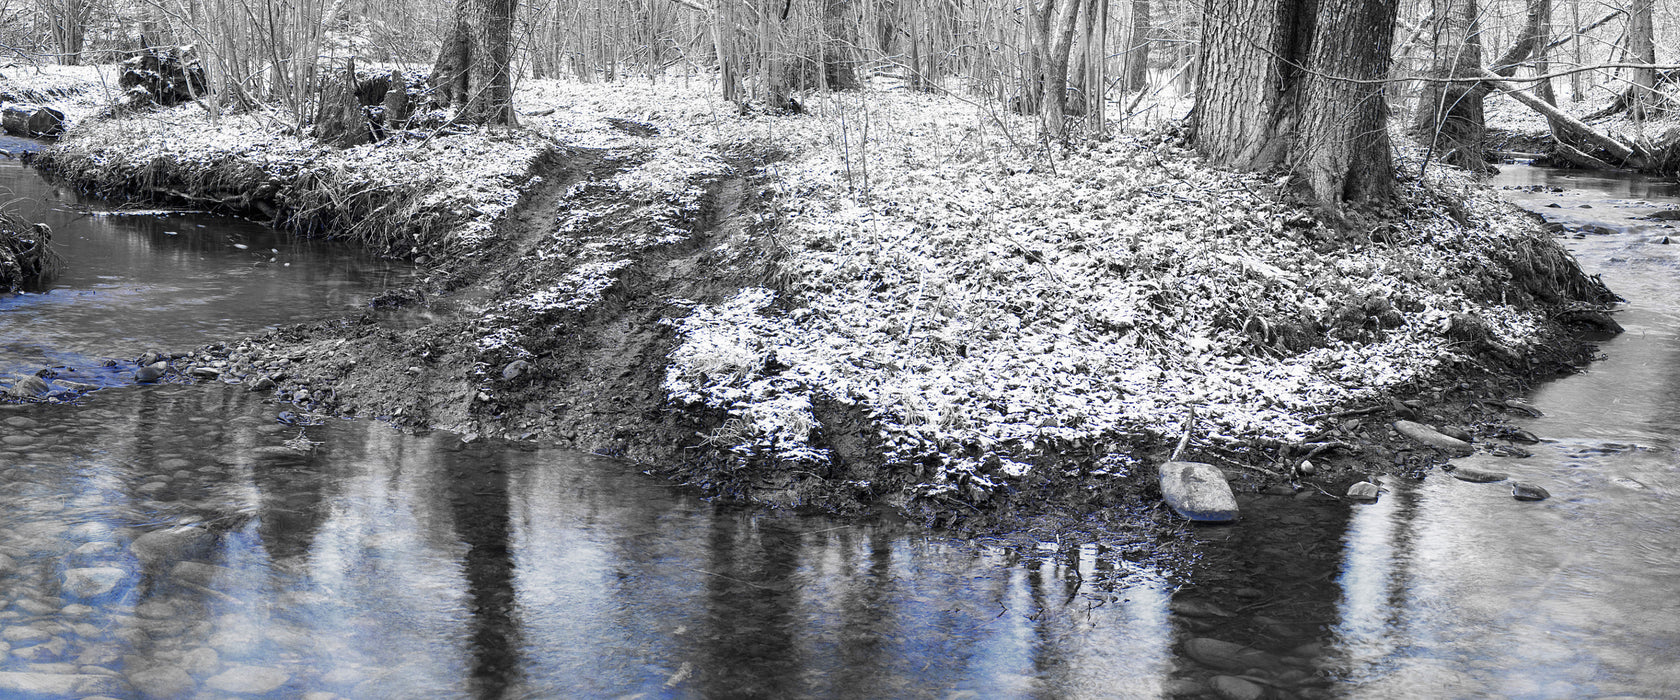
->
[0, 385, 1182, 699]
[0, 143, 412, 386]
[3, 140, 1680, 699]
[1319, 166, 1680, 698]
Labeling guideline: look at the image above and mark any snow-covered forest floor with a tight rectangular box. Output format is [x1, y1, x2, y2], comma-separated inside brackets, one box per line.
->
[4, 66, 1617, 520]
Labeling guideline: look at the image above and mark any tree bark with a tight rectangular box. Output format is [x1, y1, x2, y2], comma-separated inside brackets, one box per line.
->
[1193, 0, 1400, 215]
[1413, 0, 1487, 171]
[1292, 0, 1399, 210]
[1627, 0, 1659, 118]
[1122, 0, 1150, 94]
[430, 0, 518, 125]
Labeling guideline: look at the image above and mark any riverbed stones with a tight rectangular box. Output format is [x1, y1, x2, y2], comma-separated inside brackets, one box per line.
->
[131, 526, 214, 566]
[1393, 420, 1473, 453]
[1513, 482, 1551, 501]
[171, 561, 236, 589]
[1448, 464, 1508, 483]
[2, 626, 52, 645]
[127, 665, 194, 699]
[6, 374, 49, 399]
[62, 567, 127, 599]
[181, 647, 219, 678]
[206, 665, 288, 694]
[1209, 675, 1265, 700]
[0, 670, 128, 698]
[1184, 638, 1278, 672]
[1158, 461, 1239, 522]
[1347, 481, 1380, 501]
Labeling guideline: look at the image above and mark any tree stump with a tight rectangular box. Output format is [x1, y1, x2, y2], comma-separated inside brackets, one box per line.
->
[0, 103, 66, 136]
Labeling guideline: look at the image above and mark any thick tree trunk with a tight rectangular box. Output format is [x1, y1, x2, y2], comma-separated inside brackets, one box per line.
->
[430, 0, 517, 125]
[1292, 0, 1399, 210]
[822, 0, 861, 89]
[1192, 0, 1303, 171]
[1041, 0, 1083, 136]
[1193, 0, 1400, 215]
[1414, 0, 1487, 171]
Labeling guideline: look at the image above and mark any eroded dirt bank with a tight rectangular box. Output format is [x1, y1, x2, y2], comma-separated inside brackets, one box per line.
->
[9, 78, 1626, 537]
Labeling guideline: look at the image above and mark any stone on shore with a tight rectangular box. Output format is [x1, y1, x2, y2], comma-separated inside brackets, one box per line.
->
[1347, 481, 1381, 501]
[1158, 461, 1239, 522]
[1394, 420, 1473, 452]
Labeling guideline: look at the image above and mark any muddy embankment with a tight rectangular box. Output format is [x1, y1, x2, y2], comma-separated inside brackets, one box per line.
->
[19, 108, 1627, 535]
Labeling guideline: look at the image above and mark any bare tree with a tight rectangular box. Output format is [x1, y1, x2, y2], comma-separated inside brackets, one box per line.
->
[432, 0, 519, 125]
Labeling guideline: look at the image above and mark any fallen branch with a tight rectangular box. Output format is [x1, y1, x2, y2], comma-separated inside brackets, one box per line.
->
[1479, 67, 1649, 170]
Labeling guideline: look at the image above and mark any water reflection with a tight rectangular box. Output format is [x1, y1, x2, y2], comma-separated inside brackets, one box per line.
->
[1323, 167, 1680, 698]
[0, 156, 413, 382]
[0, 384, 1180, 698]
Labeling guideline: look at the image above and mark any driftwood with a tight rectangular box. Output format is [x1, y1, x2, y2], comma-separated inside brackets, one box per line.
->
[0, 103, 65, 136]
[1480, 67, 1663, 171]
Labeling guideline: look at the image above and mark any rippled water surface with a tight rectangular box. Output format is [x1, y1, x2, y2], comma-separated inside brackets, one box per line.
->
[4, 137, 1680, 699]
[0, 145, 413, 385]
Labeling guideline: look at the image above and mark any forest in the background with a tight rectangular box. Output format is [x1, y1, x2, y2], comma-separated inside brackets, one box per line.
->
[4, 0, 1674, 141]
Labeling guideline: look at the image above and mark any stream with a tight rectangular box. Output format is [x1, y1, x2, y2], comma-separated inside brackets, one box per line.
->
[0, 139, 1677, 699]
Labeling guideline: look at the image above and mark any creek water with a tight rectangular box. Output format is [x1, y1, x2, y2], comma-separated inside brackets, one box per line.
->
[0, 136, 1677, 699]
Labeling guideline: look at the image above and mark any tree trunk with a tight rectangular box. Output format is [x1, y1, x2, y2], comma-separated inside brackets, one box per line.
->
[1041, 0, 1083, 136]
[1292, 0, 1399, 210]
[1413, 0, 1487, 171]
[1627, 0, 1659, 118]
[1122, 0, 1150, 94]
[822, 0, 861, 89]
[430, 0, 518, 125]
[1194, 0, 1400, 216]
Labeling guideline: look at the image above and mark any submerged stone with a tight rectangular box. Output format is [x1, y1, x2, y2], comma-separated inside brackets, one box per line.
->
[0, 671, 127, 698]
[1158, 461, 1239, 522]
[1449, 464, 1508, 483]
[205, 665, 288, 694]
[1184, 637, 1278, 672]
[127, 665, 194, 699]
[1210, 675, 1265, 700]
[61, 567, 127, 599]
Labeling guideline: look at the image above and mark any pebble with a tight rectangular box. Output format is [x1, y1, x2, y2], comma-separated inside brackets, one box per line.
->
[1513, 482, 1551, 501]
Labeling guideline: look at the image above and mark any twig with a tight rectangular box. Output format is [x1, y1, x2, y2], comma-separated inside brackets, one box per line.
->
[1170, 407, 1196, 462]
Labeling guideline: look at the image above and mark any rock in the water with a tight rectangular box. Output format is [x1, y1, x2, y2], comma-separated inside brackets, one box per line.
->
[6, 374, 50, 399]
[1347, 481, 1380, 501]
[137, 350, 163, 366]
[62, 567, 127, 599]
[1158, 461, 1239, 522]
[1170, 598, 1237, 618]
[171, 561, 238, 589]
[1, 626, 51, 645]
[182, 646, 220, 678]
[127, 665, 194, 699]
[1183, 637, 1277, 672]
[0, 671, 128, 698]
[134, 363, 167, 383]
[1210, 675, 1265, 700]
[1394, 420, 1473, 452]
[131, 526, 214, 566]
[1448, 464, 1508, 483]
[1513, 482, 1550, 501]
[188, 366, 220, 379]
[205, 665, 289, 694]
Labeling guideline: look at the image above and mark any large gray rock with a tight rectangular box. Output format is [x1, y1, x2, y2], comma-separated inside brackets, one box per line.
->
[5, 374, 50, 399]
[1394, 420, 1473, 453]
[1159, 461, 1239, 522]
[62, 567, 127, 599]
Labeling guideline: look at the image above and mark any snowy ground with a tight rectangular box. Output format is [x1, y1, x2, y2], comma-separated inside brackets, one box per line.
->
[13, 68, 1604, 503]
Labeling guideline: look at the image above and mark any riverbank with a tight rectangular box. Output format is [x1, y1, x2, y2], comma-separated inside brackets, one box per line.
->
[7, 68, 1621, 531]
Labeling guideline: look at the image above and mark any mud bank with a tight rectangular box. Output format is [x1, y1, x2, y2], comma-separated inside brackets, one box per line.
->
[13, 79, 1623, 533]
